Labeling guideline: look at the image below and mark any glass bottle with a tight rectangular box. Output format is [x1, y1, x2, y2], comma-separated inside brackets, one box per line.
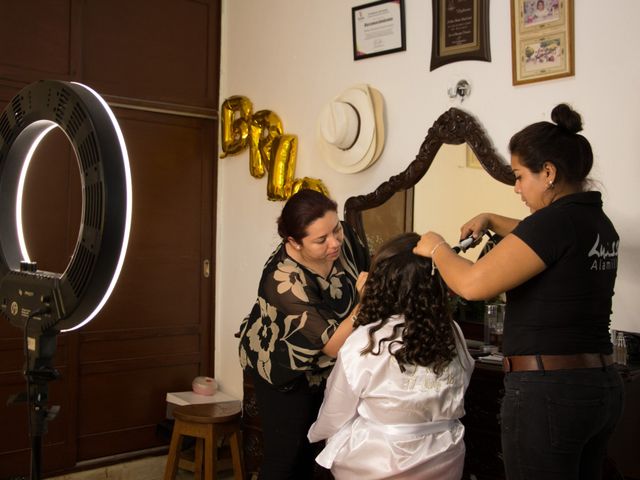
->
[617, 332, 628, 366]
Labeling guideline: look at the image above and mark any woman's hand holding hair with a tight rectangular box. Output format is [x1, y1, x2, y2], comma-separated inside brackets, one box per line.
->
[461, 212, 521, 238]
[460, 213, 491, 242]
[413, 232, 447, 258]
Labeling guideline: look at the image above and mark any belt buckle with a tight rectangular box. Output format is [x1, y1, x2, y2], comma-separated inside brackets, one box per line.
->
[502, 356, 512, 373]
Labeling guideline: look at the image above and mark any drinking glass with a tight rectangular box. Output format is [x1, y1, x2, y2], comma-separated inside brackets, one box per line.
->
[484, 303, 505, 350]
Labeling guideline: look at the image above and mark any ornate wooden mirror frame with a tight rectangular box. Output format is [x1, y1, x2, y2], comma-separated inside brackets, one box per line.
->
[344, 108, 515, 245]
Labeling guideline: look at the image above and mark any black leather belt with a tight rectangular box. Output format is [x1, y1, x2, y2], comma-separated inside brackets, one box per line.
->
[503, 353, 614, 373]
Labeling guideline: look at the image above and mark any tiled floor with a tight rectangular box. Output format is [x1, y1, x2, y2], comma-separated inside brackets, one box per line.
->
[45, 455, 235, 480]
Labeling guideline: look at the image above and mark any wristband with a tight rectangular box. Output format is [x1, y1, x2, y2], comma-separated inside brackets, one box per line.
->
[349, 304, 362, 326]
[430, 240, 448, 257]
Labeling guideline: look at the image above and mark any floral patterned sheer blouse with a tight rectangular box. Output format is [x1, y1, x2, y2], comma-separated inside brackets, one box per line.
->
[238, 222, 370, 388]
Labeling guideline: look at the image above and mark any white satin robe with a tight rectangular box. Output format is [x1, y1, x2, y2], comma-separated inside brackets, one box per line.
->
[308, 316, 474, 480]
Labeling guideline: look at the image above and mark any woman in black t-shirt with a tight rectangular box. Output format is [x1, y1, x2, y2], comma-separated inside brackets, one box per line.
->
[414, 104, 623, 480]
[238, 188, 369, 479]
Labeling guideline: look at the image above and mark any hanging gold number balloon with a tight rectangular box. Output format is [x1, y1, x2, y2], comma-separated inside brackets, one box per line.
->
[220, 95, 331, 200]
[267, 134, 298, 201]
[249, 110, 283, 178]
[219, 96, 253, 158]
[292, 177, 330, 197]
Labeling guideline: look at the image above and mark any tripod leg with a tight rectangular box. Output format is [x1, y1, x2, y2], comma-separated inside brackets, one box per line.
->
[30, 433, 42, 480]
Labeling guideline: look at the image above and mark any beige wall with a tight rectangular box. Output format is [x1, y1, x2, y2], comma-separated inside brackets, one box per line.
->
[216, 1, 640, 398]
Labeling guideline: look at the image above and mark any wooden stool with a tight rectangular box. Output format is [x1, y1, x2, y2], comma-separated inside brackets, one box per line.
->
[164, 400, 244, 480]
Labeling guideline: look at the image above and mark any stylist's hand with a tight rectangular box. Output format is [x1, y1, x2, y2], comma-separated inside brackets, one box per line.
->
[460, 213, 490, 242]
[355, 271, 368, 295]
[413, 232, 446, 258]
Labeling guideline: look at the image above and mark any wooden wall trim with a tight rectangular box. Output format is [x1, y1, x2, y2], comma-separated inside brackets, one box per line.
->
[80, 354, 202, 374]
[79, 325, 200, 342]
[105, 95, 218, 120]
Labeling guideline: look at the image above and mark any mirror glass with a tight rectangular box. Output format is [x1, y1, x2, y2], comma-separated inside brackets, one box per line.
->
[361, 189, 413, 254]
[344, 108, 526, 333]
[413, 143, 529, 261]
[344, 108, 518, 257]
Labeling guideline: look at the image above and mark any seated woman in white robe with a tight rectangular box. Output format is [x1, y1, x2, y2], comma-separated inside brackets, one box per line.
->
[308, 232, 474, 480]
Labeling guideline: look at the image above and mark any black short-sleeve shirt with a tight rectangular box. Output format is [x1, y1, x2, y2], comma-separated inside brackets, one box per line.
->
[504, 191, 619, 356]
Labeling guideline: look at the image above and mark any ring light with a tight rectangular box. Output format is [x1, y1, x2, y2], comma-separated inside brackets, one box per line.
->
[0, 80, 131, 480]
[0, 79, 132, 334]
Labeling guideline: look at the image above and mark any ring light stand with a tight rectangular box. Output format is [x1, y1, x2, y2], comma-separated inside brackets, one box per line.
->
[0, 80, 132, 479]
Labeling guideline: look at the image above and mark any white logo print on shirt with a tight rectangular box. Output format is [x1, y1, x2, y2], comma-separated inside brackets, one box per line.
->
[588, 234, 619, 271]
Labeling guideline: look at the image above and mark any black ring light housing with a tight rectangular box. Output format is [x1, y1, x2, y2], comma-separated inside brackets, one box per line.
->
[0, 80, 132, 335]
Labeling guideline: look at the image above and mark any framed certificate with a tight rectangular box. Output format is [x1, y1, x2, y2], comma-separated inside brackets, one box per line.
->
[430, 0, 491, 71]
[352, 0, 406, 61]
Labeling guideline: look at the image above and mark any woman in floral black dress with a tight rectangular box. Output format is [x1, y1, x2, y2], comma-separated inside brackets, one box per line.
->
[238, 189, 369, 480]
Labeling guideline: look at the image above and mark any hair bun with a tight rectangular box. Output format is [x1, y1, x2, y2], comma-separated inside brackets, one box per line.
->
[551, 103, 583, 134]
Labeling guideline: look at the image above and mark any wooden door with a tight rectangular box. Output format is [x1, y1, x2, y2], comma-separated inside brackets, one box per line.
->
[0, 0, 220, 475]
[72, 107, 216, 461]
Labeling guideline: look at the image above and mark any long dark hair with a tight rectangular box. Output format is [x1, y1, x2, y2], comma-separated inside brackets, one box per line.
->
[355, 233, 458, 375]
[508, 103, 593, 189]
[277, 189, 338, 243]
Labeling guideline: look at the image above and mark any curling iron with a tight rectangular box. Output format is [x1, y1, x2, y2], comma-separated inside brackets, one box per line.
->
[452, 231, 487, 254]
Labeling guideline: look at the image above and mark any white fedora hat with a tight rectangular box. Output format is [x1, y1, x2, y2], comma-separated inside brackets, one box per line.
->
[317, 84, 385, 174]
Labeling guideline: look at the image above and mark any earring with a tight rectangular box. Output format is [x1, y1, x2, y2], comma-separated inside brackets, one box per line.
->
[547, 180, 554, 189]
[296, 245, 301, 250]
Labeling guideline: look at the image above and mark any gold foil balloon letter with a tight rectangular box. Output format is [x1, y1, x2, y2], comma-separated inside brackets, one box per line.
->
[249, 110, 283, 178]
[220, 95, 331, 200]
[220, 95, 253, 158]
[267, 134, 298, 201]
[292, 177, 330, 197]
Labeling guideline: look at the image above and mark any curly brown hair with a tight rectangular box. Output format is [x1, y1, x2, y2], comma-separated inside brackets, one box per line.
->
[355, 232, 458, 375]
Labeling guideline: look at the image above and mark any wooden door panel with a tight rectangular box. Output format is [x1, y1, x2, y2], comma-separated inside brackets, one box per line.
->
[80, 0, 220, 109]
[87, 111, 210, 329]
[76, 362, 199, 460]
[78, 330, 201, 363]
[77, 360, 201, 432]
[0, 0, 78, 84]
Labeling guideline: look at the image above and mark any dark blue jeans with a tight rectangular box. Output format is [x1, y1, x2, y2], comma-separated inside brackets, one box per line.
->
[500, 365, 624, 480]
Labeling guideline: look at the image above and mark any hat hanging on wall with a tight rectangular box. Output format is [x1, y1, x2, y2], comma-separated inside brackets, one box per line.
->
[317, 84, 385, 174]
